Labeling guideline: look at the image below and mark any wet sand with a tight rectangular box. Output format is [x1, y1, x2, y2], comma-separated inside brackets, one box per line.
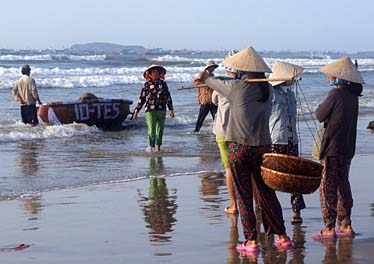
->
[1, 154, 374, 263]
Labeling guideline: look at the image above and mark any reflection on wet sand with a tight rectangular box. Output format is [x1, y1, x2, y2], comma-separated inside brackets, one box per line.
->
[138, 157, 177, 245]
[198, 171, 226, 219]
[312, 237, 353, 264]
[226, 213, 240, 264]
[149, 156, 165, 176]
[320, 237, 354, 264]
[19, 194, 43, 231]
[197, 133, 220, 167]
[17, 141, 44, 176]
[289, 224, 306, 263]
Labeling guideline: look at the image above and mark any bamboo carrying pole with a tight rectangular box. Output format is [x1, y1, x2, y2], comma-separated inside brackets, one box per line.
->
[176, 76, 302, 90]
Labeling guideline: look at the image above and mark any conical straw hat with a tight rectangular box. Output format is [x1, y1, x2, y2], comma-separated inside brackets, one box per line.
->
[320, 57, 365, 84]
[269, 61, 304, 86]
[143, 64, 167, 78]
[221, 47, 271, 73]
[203, 60, 219, 71]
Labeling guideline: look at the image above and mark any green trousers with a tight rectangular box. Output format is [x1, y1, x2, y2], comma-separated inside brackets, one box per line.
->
[145, 110, 166, 147]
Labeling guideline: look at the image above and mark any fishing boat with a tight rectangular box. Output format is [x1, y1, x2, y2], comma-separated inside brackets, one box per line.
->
[37, 94, 133, 129]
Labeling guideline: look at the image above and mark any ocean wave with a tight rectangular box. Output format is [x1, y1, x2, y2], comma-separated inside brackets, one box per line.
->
[0, 54, 107, 61]
[1, 56, 374, 90]
[0, 66, 202, 88]
[0, 122, 99, 142]
[151, 55, 223, 63]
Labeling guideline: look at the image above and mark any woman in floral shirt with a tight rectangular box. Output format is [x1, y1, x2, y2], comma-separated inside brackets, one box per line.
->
[133, 65, 174, 152]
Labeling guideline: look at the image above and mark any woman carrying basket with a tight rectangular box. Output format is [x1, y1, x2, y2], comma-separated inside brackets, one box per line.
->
[204, 47, 292, 253]
[313, 57, 364, 239]
[268, 61, 306, 224]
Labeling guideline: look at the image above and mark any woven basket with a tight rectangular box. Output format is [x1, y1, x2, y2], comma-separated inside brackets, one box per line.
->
[261, 153, 322, 194]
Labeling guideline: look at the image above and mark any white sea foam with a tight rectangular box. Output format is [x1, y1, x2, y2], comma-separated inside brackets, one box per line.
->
[0, 54, 107, 61]
[152, 55, 223, 63]
[1, 57, 374, 90]
[0, 122, 99, 142]
[0, 66, 202, 88]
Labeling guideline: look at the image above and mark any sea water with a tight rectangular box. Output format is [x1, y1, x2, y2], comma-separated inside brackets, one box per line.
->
[1, 50, 373, 200]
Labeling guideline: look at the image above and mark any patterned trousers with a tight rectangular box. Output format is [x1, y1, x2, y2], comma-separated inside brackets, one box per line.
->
[320, 156, 353, 229]
[229, 143, 286, 241]
[270, 141, 306, 213]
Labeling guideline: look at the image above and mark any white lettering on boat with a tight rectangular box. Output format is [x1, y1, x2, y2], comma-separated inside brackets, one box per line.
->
[74, 102, 121, 121]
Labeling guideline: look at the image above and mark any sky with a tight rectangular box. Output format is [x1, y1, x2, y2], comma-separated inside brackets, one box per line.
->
[0, 0, 373, 52]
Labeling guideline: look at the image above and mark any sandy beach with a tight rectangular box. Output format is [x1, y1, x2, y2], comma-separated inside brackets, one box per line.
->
[0, 154, 373, 263]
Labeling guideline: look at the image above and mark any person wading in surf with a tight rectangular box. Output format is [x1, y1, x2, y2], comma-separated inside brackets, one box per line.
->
[133, 65, 174, 152]
[12, 64, 42, 125]
[193, 60, 218, 133]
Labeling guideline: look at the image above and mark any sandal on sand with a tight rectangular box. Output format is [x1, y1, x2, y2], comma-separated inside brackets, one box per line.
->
[0, 244, 30, 252]
[291, 217, 303, 224]
[274, 238, 293, 247]
[236, 242, 260, 252]
[336, 229, 355, 238]
[224, 207, 238, 214]
[312, 231, 336, 240]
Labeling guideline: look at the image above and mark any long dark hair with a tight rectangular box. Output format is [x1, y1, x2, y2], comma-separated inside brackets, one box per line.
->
[241, 72, 269, 102]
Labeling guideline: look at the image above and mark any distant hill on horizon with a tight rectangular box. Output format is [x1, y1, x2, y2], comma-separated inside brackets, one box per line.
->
[1, 42, 374, 59]
[69, 42, 145, 53]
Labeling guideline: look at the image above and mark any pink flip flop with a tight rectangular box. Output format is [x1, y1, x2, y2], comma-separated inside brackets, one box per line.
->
[336, 229, 355, 238]
[0, 244, 30, 252]
[274, 238, 293, 247]
[312, 231, 336, 240]
[236, 243, 260, 252]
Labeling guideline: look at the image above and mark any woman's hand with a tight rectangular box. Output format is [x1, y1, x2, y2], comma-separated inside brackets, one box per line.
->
[132, 109, 138, 120]
[169, 110, 174, 119]
[201, 70, 210, 82]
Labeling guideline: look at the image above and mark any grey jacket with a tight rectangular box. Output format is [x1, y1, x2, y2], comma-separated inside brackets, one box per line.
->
[206, 77, 273, 146]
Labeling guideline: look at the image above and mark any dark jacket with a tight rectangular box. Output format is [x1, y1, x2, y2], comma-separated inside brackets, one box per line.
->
[135, 79, 173, 113]
[315, 84, 362, 159]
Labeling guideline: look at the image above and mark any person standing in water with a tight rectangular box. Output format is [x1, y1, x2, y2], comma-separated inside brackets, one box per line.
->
[193, 60, 218, 132]
[133, 65, 174, 152]
[12, 64, 42, 125]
